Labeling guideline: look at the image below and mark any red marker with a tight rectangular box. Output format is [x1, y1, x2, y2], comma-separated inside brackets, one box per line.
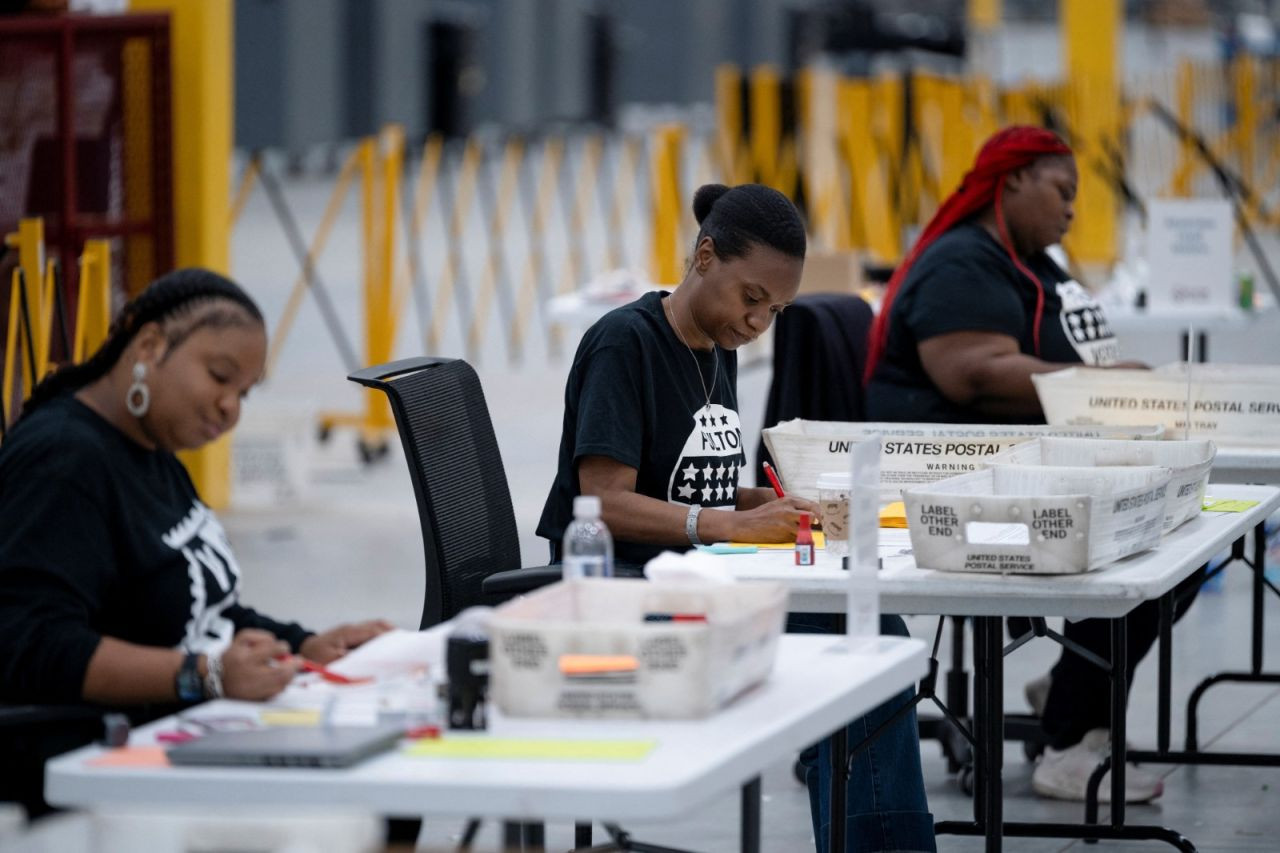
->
[762, 461, 786, 498]
[794, 512, 815, 566]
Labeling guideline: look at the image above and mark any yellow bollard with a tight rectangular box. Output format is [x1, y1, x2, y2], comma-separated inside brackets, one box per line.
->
[318, 127, 405, 455]
[75, 240, 113, 363]
[749, 65, 783, 189]
[648, 124, 685, 285]
[133, 0, 233, 505]
[1232, 56, 1256, 204]
[1061, 0, 1120, 266]
[11, 219, 46, 393]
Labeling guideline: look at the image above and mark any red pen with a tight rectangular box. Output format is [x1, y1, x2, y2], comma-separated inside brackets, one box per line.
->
[762, 461, 786, 498]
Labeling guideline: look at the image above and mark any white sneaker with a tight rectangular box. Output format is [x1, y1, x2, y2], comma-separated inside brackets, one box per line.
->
[1031, 728, 1164, 803]
[1024, 672, 1051, 717]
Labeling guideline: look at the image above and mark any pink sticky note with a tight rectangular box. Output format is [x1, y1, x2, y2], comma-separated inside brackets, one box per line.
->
[87, 746, 171, 768]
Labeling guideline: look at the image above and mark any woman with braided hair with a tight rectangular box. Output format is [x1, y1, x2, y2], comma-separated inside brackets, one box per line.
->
[865, 126, 1188, 804]
[0, 268, 391, 816]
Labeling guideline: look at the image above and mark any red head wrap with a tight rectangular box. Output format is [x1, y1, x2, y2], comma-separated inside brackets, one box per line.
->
[863, 125, 1073, 384]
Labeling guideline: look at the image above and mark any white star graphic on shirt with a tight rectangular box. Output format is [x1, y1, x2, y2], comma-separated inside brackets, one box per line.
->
[710, 464, 723, 480]
[715, 485, 724, 500]
[701, 485, 713, 501]
[727, 462, 737, 479]
[681, 462, 698, 481]
[677, 483, 695, 500]
[726, 484, 735, 501]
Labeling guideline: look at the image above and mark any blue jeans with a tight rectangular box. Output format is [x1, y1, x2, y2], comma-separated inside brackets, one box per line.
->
[789, 613, 936, 853]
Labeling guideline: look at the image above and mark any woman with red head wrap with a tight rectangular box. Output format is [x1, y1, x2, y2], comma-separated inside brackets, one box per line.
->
[864, 126, 1131, 422]
[864, 127, 1183, 805]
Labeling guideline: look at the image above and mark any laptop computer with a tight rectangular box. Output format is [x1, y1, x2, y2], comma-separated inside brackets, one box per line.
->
[167, 724, 404, 769]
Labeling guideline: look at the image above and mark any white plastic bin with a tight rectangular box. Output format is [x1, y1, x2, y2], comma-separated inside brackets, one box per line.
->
[488, 579, 787, 719]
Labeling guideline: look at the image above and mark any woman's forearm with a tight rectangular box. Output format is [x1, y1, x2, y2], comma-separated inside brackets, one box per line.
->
[81, 636, 191, 705]
[967, 351, 1065, 416]
[594, 489, 735, 546]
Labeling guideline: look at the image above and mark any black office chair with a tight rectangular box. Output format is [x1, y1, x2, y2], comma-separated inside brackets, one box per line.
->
[348, 357, 558, 628]
[348, 356, 570, 850]
[1, 704, 128, 819]
[756, 292, 873, 485]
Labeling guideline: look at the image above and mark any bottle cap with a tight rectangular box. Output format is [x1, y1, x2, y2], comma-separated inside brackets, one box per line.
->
[573, 495, 602, 520]
[798, 512, 812, 531]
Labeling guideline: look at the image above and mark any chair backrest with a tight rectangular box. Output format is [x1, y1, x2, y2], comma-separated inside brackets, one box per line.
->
[348, 357, 522, 629]
[756, 293, 874, 484]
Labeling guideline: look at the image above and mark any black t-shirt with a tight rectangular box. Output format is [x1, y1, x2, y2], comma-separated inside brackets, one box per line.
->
[0, 396, 312, 703]
[537, 291, 746, 567]
[865, 222, 1118, 423]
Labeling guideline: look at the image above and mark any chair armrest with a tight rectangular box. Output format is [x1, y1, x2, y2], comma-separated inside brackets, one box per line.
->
[481, 565, 563, 598]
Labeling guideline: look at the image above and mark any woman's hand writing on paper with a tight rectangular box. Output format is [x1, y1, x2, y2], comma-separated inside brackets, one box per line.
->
[716, 496, 820, 543]
[220, 629, 300, 701]
[299, 620, 395, 664]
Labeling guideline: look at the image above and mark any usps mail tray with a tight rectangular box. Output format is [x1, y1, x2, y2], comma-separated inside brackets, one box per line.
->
[762, 419, 1164, 503]
[902, 464, 1172, 575]
[1033, 363, 1280, 446]
[991, 437, 1214, 532]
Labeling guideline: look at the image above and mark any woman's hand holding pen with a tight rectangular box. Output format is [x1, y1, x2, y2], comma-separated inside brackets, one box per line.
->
[725, 495, 821, 543]
[220, 629, 300, 701]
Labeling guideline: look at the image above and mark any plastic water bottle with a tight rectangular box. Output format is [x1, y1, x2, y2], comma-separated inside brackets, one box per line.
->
[563, 495, 614, 579]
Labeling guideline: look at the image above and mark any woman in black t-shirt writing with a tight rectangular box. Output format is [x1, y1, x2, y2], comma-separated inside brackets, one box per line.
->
[0, 269, 391, 816]
[865, 126, 1194, 804]
[540, 184, 937, 853]
[538, 183, 821, 565]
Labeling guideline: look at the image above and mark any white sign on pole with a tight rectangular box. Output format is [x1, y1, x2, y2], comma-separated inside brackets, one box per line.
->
[1146, 199, 1234, 310]
[846, 437, 881, 642]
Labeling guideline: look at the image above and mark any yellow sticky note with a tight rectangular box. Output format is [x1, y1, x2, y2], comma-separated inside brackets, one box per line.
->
[259, 709, 323, 727]
[730, 531, 826, 550]
[404, 737, 657, 762]
[1202, 498, 1260, 513]
[879, 501, 908, 528]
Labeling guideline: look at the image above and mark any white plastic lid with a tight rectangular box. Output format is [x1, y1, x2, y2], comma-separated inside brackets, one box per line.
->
[573, 495, 602, 520]
[815, 472, 853, 490]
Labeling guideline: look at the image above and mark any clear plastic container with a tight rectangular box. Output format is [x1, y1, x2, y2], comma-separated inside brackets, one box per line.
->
[563, 495, 614, 579]
[816, 471, 852, 558]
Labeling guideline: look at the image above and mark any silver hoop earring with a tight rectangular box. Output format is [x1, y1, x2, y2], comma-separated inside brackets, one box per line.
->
[125, 362, 150, 418]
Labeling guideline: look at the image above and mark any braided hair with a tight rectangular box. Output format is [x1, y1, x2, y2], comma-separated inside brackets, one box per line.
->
[864, 126, 1072, 384]
[19, 268, 264, 422]
[691, 183, 806, 262]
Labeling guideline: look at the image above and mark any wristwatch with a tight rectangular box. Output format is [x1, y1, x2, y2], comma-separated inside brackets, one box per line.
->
[685, 504, 704, 546]
[175, 652, 204, 703]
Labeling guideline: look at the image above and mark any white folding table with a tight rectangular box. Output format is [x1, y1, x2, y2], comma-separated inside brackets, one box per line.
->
[47, 634, 926, 853]
[722, 484, 1280, 852]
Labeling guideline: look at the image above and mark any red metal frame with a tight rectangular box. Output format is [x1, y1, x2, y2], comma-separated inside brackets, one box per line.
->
[0, 13, 173, 307]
